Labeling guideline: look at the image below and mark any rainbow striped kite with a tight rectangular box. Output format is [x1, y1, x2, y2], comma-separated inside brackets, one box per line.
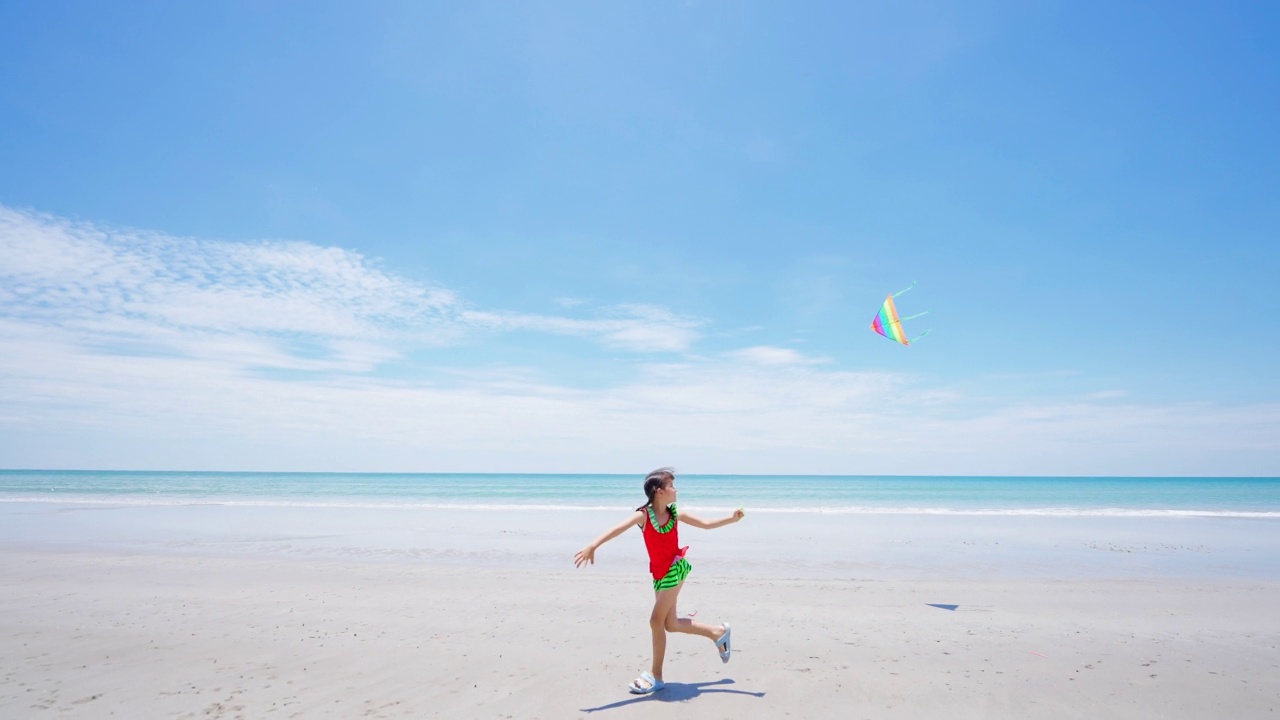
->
[871, 282, 931, 346]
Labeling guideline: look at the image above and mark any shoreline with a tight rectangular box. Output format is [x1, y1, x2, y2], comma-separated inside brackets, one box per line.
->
[5, 496, 1280, 518]
[3, 500, 1279, 581]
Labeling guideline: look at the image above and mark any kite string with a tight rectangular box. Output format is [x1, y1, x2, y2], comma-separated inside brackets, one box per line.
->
[891, 280, 917, 298]
[907, 329, 933, 344]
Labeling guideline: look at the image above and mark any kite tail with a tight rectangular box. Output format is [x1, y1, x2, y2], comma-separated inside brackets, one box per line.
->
[906, 329, 933, 345]
[891, 281, 917, 298]
[898, 310, 929, 321]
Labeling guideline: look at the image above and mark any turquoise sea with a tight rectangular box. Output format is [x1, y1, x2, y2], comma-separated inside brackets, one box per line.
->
[5, 471, 1279, 579]
[1, 470, 1278, 516]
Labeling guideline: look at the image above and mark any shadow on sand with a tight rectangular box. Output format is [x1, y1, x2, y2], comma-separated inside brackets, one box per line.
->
[580, 678, 765, 713]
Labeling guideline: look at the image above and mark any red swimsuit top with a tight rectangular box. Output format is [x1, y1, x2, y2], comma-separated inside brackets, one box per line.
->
[642, 504, 688, 580]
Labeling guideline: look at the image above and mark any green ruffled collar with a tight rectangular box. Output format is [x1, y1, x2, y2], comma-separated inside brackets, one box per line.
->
[647, 503, 677, 533]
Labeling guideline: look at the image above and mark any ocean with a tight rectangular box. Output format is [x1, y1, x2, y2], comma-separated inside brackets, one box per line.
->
[1, 470, 1278, 516]
[4, 471, 1279, 579]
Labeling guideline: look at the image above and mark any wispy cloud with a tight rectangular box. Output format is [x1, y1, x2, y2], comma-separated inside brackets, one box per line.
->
[2, 321, 1275, 474]
[2, 206, 1277, 475]
[724, 345, 827, 366]
[461, 304, 702, 353]
[0, 207, 703, 371]
[0, 207, 461, 371]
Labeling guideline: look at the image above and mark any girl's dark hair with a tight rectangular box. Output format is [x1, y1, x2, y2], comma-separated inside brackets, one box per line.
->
[636, 467, 675, 511]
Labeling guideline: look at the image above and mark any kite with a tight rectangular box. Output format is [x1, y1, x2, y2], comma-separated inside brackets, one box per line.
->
[871, 281, 931, 346]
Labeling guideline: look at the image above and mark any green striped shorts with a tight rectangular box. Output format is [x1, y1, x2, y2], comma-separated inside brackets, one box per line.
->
[653, 557, 691, 591]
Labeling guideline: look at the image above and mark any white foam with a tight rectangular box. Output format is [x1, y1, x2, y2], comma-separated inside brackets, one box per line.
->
[1, 495, 1277, 518]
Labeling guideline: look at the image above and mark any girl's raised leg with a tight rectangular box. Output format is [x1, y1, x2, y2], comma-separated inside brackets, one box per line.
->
[664, 598, 729, 648]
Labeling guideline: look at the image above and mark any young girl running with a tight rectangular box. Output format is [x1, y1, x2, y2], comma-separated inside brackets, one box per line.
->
[573, 467, 745, 695]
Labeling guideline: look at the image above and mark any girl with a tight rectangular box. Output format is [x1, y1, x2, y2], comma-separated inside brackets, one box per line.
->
[573, 467, 745, 695]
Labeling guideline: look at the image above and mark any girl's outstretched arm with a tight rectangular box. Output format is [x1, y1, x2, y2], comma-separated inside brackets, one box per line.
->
[574, 510, 645, 567]
[679, 507, 745, 530]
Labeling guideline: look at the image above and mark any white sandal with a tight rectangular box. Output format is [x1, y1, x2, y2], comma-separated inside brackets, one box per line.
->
[715, 623, 732, 663]
[628, 671, 665, 694]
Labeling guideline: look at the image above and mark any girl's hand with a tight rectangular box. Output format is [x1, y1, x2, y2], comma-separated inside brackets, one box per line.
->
[732, 507, 746, 523]
[573, 545, 596, 567]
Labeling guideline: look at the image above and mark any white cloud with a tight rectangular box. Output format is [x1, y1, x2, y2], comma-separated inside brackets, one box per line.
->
[2, 322, 1276, 474]
[725, 346, 827, 366]
[2, 206, 1277, 475]
[0, 207, 703, 371]
[0, 207, 463, 371]
[461, 304, 702, 353]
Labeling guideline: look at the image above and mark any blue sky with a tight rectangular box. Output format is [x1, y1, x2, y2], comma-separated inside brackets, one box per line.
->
[1, 1, 1277, 474]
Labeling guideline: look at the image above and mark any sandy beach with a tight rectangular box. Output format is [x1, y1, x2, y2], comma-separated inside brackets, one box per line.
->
[4, 0, 1279, 714]
[3, 544, 1278, 719]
